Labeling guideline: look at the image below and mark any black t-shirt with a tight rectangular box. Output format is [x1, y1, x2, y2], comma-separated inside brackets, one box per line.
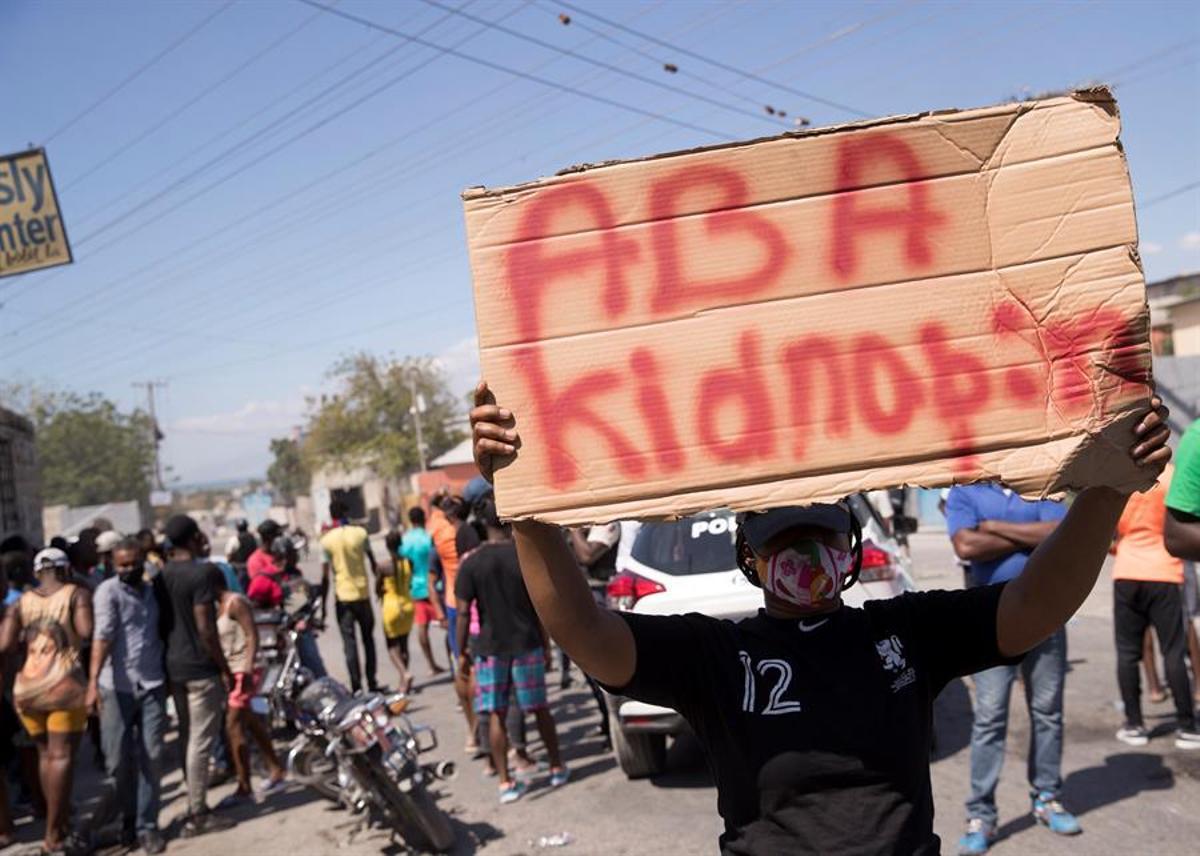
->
[605, 584, 1014, 855]
[232, 532, 257, 564]
[160, 559, 221, 682]
[455, 523, 481, 559]
[454, 541, 542, 657]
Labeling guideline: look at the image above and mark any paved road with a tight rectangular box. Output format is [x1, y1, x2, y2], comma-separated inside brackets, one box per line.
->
[6, 533, 1198, 854]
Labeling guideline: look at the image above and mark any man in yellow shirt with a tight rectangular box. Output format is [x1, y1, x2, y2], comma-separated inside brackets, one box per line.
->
[320, 499, 381, 693]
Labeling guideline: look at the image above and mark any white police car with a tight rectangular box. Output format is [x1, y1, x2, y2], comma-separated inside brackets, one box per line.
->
[604, 495, 915, 778]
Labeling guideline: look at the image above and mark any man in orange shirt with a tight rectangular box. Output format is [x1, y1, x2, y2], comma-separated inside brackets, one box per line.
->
[1112, 464, 1198, 748]
[428, 500, 475, 737]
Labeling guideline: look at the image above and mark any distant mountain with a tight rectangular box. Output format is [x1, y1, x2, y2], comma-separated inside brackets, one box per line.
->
[174, 475, 263, 493]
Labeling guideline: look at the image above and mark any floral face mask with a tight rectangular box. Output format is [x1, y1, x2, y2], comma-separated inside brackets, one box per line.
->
[763, 541, 855, 607]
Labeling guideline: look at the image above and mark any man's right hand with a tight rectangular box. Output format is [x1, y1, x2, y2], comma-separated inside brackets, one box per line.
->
[470, 381, 518, 483]
[85, 682, 101, 716]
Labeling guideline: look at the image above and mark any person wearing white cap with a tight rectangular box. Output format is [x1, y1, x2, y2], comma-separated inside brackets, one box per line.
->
[0, 546, 93, 855]
[468, 382, 1172, 856]
[93, 530, 123, 584]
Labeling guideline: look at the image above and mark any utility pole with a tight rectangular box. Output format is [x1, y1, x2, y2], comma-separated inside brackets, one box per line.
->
[132, 380, 168, 490]
[406, 371, 427, 472]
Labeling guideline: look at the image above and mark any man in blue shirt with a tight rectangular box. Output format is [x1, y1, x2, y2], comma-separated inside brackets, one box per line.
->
[85, 537, 169, 854]
[945, 484, 1072, 855]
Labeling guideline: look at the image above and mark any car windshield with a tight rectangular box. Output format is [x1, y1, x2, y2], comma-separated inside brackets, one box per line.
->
[630, 498, 879, 577]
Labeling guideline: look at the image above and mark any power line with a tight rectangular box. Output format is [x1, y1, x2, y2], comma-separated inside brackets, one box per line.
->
[1096, 37, 1198, 83]
[62, 2, 332, 192]
[41, 0, 237, 145]
[413, 0, 785, 128]
[65, 17, 394, 232]
[1140, 180, 1200, 210]
[72, 3, 468, 250]
[0, 3, 477, 353]
[552, 0, 871, 117]
[10, 1, 736, 375]
[298, 0, 730, 138]
[36, 0, 699, 381]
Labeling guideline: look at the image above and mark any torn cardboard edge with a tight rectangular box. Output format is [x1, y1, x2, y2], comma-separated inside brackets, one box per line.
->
[461, 87, 1115, 202]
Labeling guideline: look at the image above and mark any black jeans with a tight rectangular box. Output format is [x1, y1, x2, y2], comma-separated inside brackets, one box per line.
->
[1114, 579, 1195, 729]
[336, 599, 379, 692]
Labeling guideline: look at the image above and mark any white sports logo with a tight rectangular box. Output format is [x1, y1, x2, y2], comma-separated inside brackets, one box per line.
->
[875, 635, 906, 672]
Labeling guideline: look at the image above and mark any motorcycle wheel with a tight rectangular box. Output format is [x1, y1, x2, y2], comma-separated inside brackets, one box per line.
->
[290, 741, 341, 803]
[353, 755, 456, 853]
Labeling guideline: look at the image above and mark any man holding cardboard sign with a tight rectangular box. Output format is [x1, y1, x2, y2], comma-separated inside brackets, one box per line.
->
[469, 383, 1169, 854]
[460, 88, 1171, 854]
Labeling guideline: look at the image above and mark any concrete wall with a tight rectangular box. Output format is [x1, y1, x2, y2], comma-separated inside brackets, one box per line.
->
[309, 464, 402, 534]
[42, 500, 143, 539]
[0, 407, 42, 546]
[1169, 300, 1200, 357]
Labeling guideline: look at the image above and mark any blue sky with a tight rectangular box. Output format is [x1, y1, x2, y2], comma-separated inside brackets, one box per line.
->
[1, 0, 1197, 484]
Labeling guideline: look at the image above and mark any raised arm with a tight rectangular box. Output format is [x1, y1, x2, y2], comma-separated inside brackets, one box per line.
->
[513, 522, 635, 687]
[471, 382, 636, 688]
[996, 400, 1171, 657]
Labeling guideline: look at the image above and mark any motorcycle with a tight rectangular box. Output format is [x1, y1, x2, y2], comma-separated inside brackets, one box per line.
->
[251, 597, 321, 732]
[286, 676, 457, 852]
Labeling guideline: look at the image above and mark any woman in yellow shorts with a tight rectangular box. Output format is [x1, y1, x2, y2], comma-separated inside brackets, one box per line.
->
[380, 530, 415, 694]
[0, 547, 93, 855]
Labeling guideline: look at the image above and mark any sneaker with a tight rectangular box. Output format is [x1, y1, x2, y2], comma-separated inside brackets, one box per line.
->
[1031, 792, 1081, 835]
[180, 811, 237, 838]
[258, 776, 287, 797]
[957, 818, 996, 855]
[1116, 724, 1150, 746]
[138, 830, 166, 855]
[549, 766, 570, 788]
[1175, 728, 1200, 749]
[498, 780, 527, 805]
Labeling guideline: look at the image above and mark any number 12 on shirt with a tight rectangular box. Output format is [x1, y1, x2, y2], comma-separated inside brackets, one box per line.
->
[739, 651, 803, 716]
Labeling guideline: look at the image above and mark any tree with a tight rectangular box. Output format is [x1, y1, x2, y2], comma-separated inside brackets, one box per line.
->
[267, 437, 310, 505]
[302, 354, 465, 479]
[17, 389, 156, 507]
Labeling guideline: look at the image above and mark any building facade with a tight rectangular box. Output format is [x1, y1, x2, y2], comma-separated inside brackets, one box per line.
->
[0, 406, 43, 546]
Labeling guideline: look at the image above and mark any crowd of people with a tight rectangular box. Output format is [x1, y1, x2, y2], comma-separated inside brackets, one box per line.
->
[315, 484, 625, 802]
[2, 397, 1198, 855]
[0, 515, 319, 855]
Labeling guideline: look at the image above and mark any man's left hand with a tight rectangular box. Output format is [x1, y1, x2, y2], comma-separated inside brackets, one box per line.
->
[1129, 396, 1171, 477]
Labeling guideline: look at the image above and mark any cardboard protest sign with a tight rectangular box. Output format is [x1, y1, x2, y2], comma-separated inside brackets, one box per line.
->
[463, 88, 1153, 525]
[0, 149, 72, 279]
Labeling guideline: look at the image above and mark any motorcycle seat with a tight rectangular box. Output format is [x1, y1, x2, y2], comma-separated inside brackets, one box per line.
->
[325, 696, 365, 726]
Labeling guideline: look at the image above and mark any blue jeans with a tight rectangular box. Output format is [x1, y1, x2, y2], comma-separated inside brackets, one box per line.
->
[297, 631, 327, 678]
[98, 686, 167, 834]
[966, 628, 1066, 826]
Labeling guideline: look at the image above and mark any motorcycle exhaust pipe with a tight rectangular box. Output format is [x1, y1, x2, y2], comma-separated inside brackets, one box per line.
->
[427, 760, 457, 781]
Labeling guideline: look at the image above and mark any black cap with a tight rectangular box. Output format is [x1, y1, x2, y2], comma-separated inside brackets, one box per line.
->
[258, 519, 283, 539]
[737, 503, 852, 552]
[164, 514, 200, 547]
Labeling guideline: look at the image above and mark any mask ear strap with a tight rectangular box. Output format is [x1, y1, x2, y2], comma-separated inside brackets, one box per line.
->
[735, 528, 762, 588]
[841, 513, 863, 592]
